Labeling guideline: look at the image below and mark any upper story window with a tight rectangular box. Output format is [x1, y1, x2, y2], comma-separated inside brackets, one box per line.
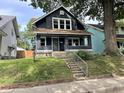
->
[52, 18, 72, 30]
[121, 27, 124, 32]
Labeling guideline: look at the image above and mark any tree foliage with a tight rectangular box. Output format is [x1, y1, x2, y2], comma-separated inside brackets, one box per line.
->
[17, 19, 36, 50]
[21, 0, 124, 20]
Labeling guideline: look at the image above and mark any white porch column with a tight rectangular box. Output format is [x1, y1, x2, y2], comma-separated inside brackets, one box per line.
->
[84, 37, 88, 46]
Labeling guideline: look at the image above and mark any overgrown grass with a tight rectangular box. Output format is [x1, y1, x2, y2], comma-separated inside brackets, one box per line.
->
[0, 57, 72, 85]
[87, 55, 124, 77]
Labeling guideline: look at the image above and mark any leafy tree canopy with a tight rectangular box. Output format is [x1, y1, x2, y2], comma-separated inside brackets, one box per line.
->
[21, 0, 124, 21]
[17, 19, 36, 50]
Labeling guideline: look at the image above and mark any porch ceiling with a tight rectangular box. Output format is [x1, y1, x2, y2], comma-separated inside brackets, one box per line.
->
[34, 28, 92, 36]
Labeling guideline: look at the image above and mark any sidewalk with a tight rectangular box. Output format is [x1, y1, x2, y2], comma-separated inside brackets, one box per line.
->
[1, 77, 124, 93]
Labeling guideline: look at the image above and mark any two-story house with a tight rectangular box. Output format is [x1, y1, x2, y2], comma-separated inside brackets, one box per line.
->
[116, 26, 124, 49]
[0, 15, 19, 59]
[32, 6, 92, 53]
[86, 24, 124, 54]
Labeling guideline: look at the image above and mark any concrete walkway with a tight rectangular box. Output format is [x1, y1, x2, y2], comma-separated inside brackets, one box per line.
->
[1, 77, 124, 93]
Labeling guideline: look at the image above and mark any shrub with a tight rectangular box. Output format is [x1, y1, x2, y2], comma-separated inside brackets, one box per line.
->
[77, 51, 93, 60]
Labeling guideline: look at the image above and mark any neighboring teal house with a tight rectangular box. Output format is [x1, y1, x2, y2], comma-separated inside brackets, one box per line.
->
[86, 24, 105, 54]
[86, 24, 124, 54]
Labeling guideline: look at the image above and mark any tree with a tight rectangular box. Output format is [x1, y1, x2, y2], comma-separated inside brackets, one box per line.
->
[17, 19, 36, 50]
[21, 0, 124, 55]
[116, 19, 124, 27]
[17, 31, 31, 50]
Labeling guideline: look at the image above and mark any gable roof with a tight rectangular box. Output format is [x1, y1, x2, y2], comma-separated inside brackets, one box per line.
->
[32, 6, 85, 27]
[0, 15, 19, 37]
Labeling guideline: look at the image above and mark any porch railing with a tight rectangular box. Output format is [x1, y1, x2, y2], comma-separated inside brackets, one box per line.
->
[67, 52, 89, 77]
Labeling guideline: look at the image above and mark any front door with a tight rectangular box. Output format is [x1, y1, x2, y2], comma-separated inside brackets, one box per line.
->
[53, 38, 59, 51]
[59, 38, 65, 51]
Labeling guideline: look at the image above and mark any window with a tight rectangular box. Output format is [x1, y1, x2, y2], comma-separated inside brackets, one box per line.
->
[52, 18, 72, 30]
[60, 20, 64, 29]
[66, 20, 71, 29]
[73, 39, 79, 46]
[53, 19, 58, 29]
[40, 37, 46, 46]
[11, 29, 14, 36]
[68, 38, 79, 46]
[121, 27, 124, 31]
[80, 36, 89, 46]
[80, 38, 84, 45]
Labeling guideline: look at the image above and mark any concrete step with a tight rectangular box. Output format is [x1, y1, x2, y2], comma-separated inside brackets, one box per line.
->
[71, 68, 81, 71]
[68, 64, 78, 67]
[73, 73, 85, 77]
[75, 77, 86, 80]
[67, 62, 77, 64]
[70, 66, 79, 69]
[72, 70, 84, 73]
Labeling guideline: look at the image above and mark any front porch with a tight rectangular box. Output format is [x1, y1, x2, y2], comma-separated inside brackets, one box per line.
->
[36, 35, 92, 53]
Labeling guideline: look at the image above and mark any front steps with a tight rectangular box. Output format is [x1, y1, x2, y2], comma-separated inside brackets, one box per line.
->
[52, 51, 86, 80]
[66, 60, 86, 80]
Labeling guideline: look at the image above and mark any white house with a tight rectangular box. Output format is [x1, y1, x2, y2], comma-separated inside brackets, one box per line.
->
[0, 15, 19, 59]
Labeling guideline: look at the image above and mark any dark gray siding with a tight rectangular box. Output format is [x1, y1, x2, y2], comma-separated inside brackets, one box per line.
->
[35, 7, 85, 30]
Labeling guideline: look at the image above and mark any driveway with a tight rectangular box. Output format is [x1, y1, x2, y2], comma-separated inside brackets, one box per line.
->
[1, 77, 124, 93]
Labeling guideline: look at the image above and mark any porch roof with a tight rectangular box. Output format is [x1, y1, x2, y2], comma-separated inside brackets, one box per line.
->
[34, 28, 92, 36]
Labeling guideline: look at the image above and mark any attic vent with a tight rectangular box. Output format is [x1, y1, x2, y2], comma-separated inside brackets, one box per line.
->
[60, 10, 64, 15]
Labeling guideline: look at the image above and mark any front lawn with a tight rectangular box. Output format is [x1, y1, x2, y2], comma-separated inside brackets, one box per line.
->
[0, 57, 72, 85]
[87, 55, 124, 77]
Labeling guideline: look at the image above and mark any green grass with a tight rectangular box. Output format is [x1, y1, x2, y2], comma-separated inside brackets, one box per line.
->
[0, 57, 72, 85]
[87, 55, 124, 77]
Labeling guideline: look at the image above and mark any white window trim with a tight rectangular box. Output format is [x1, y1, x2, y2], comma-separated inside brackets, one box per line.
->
[68, 37, 80, 46]
[40, 37, 46, 46]
[52, 17, 72, 30]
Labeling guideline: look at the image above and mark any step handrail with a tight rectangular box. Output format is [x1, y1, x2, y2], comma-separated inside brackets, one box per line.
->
[73, 52, 89, 77]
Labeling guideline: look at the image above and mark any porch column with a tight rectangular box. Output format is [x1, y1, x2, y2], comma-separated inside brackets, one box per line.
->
[65, 37, 68, 50]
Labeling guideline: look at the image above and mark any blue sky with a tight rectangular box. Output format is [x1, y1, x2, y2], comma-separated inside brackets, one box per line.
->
[0, 0, 98, 31]
[0, 0, 43, 31]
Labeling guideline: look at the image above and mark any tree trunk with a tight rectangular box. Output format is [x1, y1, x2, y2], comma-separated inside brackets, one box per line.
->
[103, 0, 118, 55]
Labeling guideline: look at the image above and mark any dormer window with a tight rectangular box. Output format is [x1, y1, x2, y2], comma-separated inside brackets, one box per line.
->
[52, 18, 72, 30]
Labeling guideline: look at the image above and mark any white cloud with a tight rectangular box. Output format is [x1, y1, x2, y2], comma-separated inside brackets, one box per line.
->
[0, 8, 24, 17]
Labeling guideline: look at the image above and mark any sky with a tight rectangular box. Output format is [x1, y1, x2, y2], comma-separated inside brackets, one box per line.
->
[0, 0, 98, 31]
